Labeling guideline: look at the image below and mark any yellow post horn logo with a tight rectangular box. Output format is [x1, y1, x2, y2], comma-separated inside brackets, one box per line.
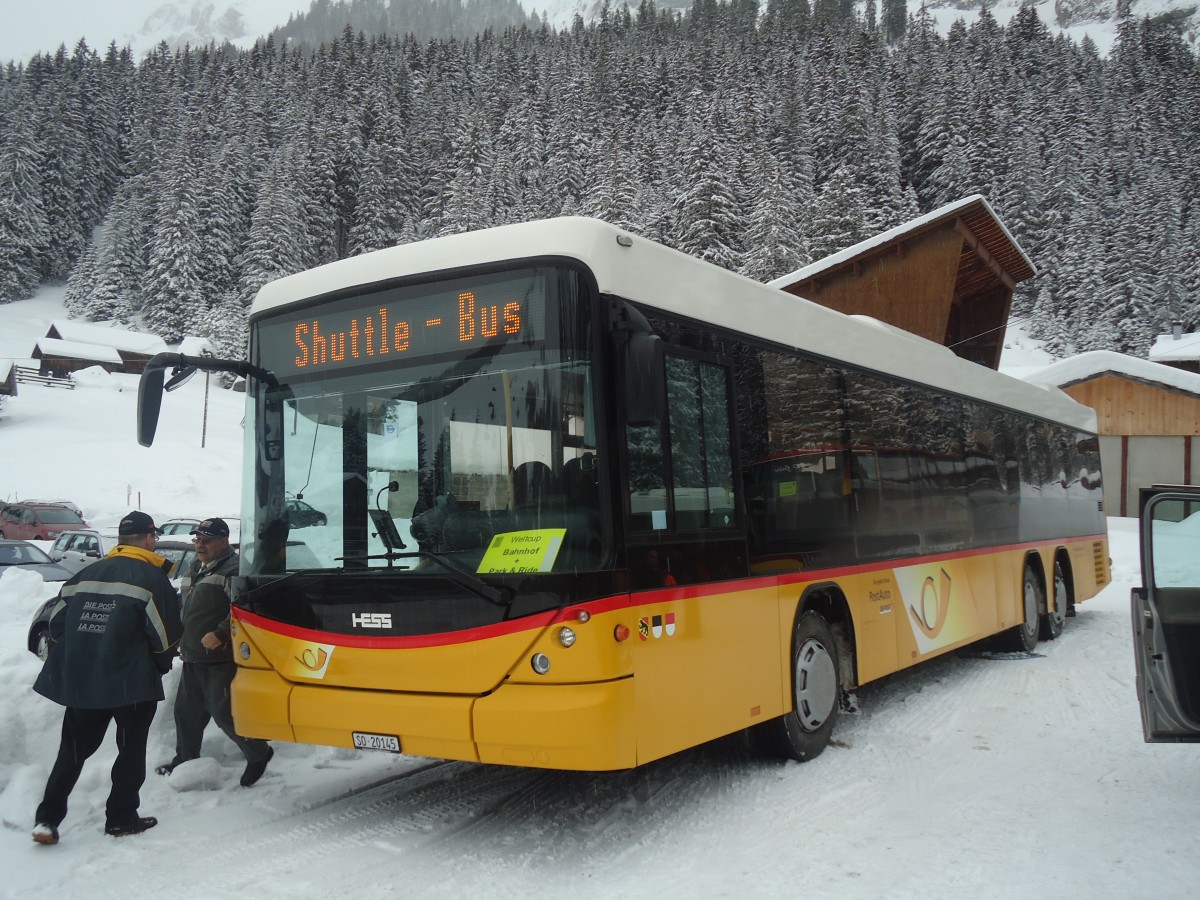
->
[908, 569, 952, 639]
[296, 647, 328, 671]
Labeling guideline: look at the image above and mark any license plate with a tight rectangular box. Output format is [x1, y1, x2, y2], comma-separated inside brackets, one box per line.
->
[352, 731, 400, 752]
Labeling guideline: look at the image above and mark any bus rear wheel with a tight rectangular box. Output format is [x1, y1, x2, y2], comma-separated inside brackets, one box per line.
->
[1004, 565, 1043, 653]
[1040, 561, 1068, 641]
[753, 610, 840, 762]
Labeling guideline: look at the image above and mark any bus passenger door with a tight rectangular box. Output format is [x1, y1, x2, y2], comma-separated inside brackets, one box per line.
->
[623, 349, 777, 763]
[1132, 486, 1200, 742]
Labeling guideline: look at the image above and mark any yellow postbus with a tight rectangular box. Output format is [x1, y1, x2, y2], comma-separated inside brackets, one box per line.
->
[138, 217, 1110, 770]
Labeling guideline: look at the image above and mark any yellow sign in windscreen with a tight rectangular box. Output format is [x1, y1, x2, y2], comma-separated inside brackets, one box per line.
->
[477, 529, 566, 574]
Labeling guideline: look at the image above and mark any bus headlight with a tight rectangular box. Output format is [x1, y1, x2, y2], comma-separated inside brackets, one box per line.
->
[558, 626, 576, 648]
[239, 642, 251, 660]
[531, 653, 551, 675]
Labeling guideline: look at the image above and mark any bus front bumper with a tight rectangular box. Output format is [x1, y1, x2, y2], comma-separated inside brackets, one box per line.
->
[232, 667, 636, 771]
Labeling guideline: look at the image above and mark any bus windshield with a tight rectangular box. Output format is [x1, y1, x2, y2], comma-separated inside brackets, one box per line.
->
[240, 265, 603, 578]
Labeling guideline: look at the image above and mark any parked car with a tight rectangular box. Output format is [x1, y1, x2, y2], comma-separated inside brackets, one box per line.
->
[25, 537, 324, 660]
[0, 502, 89, 541]
[27, 595, 57, 660]
[1132, 484, 1200, 743]
[1, 539, 73, 583]
[286, 499, 327, 528]
[48, 527, 120, 575]
[160, 517, 201, 536]
[30, 540, 202, 662]
[161, 516, 242, 541]
[23, 498, 83, 517]
[155, 538, 201, 582]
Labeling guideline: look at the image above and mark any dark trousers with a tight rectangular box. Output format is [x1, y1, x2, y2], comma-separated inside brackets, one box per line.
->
[36, 700, 157, 829]
[174, 661, 270, 764]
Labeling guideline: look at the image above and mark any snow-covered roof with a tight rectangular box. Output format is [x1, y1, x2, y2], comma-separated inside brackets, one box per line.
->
[178, 335, 217, 357]
[47, 320, 168, 356]
[767, 194, 1036, 288]
[1148, 332, 1200, 364]
[36, 337, 124, 365]
[1019, 350, 1200, 396]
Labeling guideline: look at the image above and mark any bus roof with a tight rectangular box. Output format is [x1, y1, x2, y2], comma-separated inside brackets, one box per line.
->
[250, 217, 1095, 432]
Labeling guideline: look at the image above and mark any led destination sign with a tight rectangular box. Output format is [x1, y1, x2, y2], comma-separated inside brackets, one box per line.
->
[258, 270, 548, 379]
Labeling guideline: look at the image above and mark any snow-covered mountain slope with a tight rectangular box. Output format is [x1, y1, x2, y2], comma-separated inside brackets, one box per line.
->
[8, 0, 1195, 66]
[529, 0, 1198, 52]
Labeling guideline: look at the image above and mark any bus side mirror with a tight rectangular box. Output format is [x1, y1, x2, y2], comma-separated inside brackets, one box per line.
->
[137, 365, 166, 447]
[624, 331, 663, 427]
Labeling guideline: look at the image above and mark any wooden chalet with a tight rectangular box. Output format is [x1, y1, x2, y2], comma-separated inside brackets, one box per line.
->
[41, 320, 168, 375]
[770, 195, 1035, 370]
[32, 338, 124, 376]
[1149, 324, 1200, 375]
[0, 359, 16, 398]
[1027, 352, 1200, 517]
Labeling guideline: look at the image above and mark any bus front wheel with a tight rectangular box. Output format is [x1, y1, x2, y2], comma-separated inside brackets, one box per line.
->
[754, 610, 840, 762]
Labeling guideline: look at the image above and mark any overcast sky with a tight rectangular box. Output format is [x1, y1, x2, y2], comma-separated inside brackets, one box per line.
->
[0, 0, 308, 65]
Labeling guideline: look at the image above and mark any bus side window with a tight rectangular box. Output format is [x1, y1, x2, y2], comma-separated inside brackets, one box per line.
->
[664, 355, 736, 532]
[625, 352, 737, 533]
[627, 421, 668, 531]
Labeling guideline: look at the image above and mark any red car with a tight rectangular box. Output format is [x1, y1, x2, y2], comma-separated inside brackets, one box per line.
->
[0, 502, 90, 541]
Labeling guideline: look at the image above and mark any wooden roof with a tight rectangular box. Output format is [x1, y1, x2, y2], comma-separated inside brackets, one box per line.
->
[952, 198, 1035, 292]
[771, 195, 1035, 370]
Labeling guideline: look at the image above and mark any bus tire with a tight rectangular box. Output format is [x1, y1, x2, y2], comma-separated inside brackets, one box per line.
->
[1004, 565, 1042, 653]
[754, 610, 840, 762]
[1040, 560, 1067, 641]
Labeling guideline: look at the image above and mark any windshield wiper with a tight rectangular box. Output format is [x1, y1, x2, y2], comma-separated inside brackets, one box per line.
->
[333, 550, 511, 607]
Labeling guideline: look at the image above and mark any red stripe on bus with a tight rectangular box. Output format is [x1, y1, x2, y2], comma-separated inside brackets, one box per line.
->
[233, 607, 559, 649]
[234, 534, 1105, 648]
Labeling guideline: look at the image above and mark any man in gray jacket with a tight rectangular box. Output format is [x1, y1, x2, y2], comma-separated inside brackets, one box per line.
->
[33, 510, 182, 845]
[155, 517, 272, 786]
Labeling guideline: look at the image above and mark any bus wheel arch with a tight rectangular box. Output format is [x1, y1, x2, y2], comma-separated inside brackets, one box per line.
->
[753, 585, 854, 762]
[802, 585, 856, 689]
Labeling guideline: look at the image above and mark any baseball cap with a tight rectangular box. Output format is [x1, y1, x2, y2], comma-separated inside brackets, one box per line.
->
[119, 510, 163, 536]
[191, 517, 230, 538]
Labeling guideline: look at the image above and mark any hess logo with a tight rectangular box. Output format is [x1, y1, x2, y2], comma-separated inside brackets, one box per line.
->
[351, 612, 392, 629]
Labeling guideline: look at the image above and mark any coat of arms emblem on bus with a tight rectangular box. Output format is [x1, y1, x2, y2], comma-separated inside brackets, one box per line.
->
[638, 613, 676, 641]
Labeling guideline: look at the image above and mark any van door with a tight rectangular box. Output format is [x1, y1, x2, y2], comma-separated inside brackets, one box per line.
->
[1132, 486, 1200, 742]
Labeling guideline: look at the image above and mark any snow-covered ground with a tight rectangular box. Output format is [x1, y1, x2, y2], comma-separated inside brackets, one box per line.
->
[2, 292, 1197, 898]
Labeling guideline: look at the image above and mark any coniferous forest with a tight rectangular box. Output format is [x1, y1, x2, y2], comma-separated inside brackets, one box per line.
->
[0, 0, 1198, 361]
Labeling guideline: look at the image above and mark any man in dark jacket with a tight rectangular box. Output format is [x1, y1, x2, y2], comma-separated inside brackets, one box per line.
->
[32, 510, 182, 845]
[156, 517, 272, 786]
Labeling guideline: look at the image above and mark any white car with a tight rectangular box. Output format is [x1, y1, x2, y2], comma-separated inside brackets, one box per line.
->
[160, 517, 201, 536]
[47, 527, 119, 575]
[161, 516, 241, 541]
